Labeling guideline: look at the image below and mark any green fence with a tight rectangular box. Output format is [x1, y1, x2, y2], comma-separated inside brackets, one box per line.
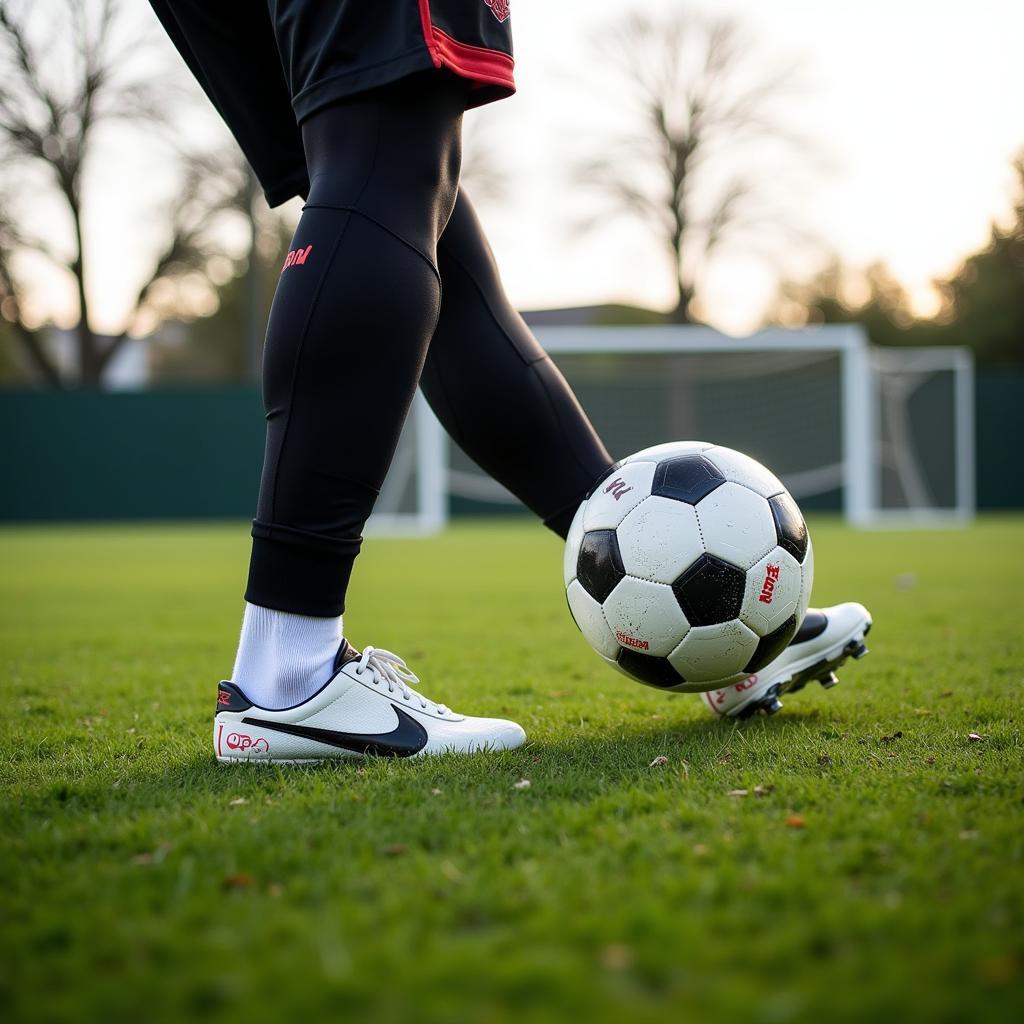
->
[1, 371, 1021, 521]
[0, 388, 265, 520]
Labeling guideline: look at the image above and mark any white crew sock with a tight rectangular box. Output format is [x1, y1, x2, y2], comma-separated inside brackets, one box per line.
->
[230, 603, 343, 709]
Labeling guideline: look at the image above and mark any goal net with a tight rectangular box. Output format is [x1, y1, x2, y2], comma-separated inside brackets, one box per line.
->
[441, 325, 974, 527]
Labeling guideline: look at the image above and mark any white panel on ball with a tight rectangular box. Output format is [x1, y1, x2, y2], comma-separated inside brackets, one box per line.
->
[694, 481, 777, 570]
[704, 445, 785, 499]
[615, 497, 705, 584]
[602, 576, 690, 657]
[623, 440, 714, 464]
[668, 619, 760, 684]
[740, 547, 803, 636]
[566, 579, 620, 659]
[582, 460, 657, 532]
[563, 501, 586, 587]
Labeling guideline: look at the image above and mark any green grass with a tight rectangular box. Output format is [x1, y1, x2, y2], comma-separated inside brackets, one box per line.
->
[1, 517, 1022, 1024]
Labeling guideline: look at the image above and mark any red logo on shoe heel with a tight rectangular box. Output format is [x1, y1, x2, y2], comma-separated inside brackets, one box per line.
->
[282, 244, 313, 270]
[484, 0, 511, 23]
[715, 675, 758, 704]
[226, 732, 270, 753]
[758, 564, 781, 604]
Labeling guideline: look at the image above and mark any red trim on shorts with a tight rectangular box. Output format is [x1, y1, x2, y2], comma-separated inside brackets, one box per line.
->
[417, 1, 515, 94]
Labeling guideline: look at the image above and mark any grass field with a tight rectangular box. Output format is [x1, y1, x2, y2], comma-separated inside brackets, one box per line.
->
[1, 517, 1022, 1023]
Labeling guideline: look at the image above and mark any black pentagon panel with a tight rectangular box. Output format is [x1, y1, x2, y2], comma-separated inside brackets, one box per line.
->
[769, 493, 809, 563]
[744, 614, 799, 674]
[671, 554, 745, 626]
[617, 648, 684, 689]
[651, 455, 726, 505]
[576, 530, 626, 603]
[585, 460, 623, 500]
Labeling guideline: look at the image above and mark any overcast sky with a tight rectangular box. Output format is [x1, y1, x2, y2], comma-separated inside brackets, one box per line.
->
[23, 0, 1024, 336]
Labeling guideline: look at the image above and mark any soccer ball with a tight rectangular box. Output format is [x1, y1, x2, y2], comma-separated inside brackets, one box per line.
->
[564, 441, 813, 692]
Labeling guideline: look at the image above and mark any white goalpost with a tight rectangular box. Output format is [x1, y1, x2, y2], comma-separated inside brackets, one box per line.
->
[370, 324, 974, 533]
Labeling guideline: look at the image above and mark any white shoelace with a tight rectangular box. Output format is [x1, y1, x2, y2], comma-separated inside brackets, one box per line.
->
[353, 646, 449, 714]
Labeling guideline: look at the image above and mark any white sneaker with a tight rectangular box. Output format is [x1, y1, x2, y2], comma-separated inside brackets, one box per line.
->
[214, 641, 526, 763]
[700, 602, 872, 718]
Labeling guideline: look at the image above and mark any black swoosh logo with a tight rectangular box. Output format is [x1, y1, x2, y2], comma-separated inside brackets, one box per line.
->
[243, 704, 428, 758]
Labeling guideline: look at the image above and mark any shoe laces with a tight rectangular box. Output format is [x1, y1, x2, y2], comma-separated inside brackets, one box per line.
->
[354, 646, 448, 714]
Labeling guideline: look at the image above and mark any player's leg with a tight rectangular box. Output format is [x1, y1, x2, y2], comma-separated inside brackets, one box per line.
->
[150, 1, 527, 758]
[219, 80, 524, 758]
[216, 83, 525, 758]
[421, 190, 616, 538]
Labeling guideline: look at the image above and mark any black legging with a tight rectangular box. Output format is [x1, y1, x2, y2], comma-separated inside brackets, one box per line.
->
[245, 75, 612, 616]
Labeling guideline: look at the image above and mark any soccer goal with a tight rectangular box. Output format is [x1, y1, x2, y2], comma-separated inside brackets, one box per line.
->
[440, 324, 975, 528]
[364, 391, 447, 536]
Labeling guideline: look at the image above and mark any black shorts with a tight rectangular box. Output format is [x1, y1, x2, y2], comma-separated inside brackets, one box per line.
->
[150, 0, 515, 207]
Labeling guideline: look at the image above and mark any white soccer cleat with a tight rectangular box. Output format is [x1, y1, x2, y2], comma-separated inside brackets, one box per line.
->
[700, 602, 872, 719]
[214, 641, 526, 763]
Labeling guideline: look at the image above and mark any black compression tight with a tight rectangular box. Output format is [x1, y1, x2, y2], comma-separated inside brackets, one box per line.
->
[246, 75, 613, 617]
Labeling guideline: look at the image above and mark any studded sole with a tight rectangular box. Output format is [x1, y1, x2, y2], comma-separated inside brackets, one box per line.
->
[731, 619, 872, 719]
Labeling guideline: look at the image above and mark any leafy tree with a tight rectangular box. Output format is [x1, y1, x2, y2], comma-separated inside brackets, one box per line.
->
[933, 153, 1024, 368]
[774, 151, 1024, 368]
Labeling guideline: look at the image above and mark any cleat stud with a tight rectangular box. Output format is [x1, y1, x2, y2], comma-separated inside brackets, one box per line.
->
[851, 643, 868, 660]
[819, 671, 839, 689]
[762, 697, 783, 715]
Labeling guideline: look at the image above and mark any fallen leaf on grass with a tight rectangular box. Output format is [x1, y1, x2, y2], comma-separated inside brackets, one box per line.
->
[976, 953, 1020, 986]
[600, 944, 634, 971]
[430, 788, 442, 795]
[228, 797, 247, 807]
[925, 757, 937, 765]
[381, 844, 408, 857]
[818, 755, 833, 767]
[912, 708, 931, 717]
[753, 784, 775, 797]
[785, 815, 806, 829]
[648, 755, 669, 767]
[692, 844, 708, 857]
[959, 830, 979, 841]
[728, 789, 748, 798]
[222, 872, 254, 890]
[968, 732, 986, 742]
[512, 778, 531, 790]
[881, 731, 903, 744]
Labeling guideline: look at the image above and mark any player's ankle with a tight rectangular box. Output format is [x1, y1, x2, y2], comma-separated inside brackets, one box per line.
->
[230, 603, 342, 709]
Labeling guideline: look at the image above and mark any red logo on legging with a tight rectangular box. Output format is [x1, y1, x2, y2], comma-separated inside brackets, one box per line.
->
[484, 0, 510, 23]
[282, 244, 313, 270]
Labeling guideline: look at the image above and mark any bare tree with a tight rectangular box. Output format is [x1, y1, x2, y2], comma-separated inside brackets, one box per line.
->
[0, 0, 247, 387]
[579, 12, 811, 323]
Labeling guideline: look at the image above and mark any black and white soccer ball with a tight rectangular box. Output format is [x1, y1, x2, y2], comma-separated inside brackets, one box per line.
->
[564, 441, 813, 692]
